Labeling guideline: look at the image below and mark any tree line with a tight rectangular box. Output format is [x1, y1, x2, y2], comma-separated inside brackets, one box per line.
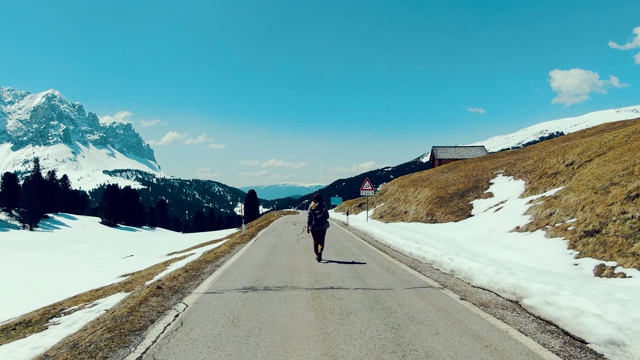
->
[0, 158, 259, 232]
[0, 158, 89, 230]
[95, 183, 241, 232]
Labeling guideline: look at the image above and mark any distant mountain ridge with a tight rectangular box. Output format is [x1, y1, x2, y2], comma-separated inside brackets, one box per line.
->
[241, 183, 324, 200]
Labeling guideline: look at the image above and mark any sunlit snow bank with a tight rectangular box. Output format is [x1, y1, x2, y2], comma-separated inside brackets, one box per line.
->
[331, 174, 640, 360]
[0, 293, 128, 360]
[0, 214, 237, 359]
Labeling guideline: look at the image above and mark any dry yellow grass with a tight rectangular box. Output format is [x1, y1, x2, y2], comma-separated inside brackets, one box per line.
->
[0, 211, 291, 359]
[337, 119, 640, 270]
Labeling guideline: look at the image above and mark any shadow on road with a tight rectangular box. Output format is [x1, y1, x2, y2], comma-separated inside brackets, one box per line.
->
[322, 259, 367, 265]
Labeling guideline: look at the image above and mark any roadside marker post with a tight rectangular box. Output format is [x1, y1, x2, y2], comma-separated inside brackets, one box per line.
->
[360, 178, 375, 222]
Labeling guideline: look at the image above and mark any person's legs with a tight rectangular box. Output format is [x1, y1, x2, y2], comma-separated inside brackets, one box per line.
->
[316, 229, 326, 254]
[311, 232, 319, 255]
[311, 229, 327, 261]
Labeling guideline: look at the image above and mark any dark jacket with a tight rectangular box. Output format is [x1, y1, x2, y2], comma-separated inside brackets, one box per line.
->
[308, 201, 330, 230]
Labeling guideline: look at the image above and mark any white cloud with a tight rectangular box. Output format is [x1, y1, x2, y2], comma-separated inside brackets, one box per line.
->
[609, 26, 640, 50]
[467, 107, 486, 114]
[262, 159, 306, 169]
[609, 26, 640, 64]
[99, 111, 169, 128]
[548, 68, 627, 106]
[609, 75, 624, 88]
[208, 143, 226, 150]
[140, 119, 166, 127]
[330, 161, 381, 174]
[149, 131, 186, 146]
[239, 160, 262, 167]
[149, 132, 224, 148]
[194, 167, 222, 180]
[238, 170, 270, 178]
[185, 134, 211, 145]
[239, 159, 306, 169]
[99, 111, 134, 125]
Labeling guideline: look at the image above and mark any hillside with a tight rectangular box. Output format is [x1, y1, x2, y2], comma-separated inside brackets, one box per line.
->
[275, 155, 433, 209]
[95, 169, 247, 222]
[339, 119, 640, 270]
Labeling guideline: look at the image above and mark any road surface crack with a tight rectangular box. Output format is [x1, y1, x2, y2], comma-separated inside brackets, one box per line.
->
[203, 285, 438, 294]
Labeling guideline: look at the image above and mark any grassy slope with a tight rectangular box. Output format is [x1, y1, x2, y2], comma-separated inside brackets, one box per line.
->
[338, 119, 640, 270]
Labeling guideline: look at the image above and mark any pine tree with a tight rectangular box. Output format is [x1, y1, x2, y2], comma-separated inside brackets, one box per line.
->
[155, 198, 170, 230]
[147, 205, 157, 229]
[0, 172, 20, 212]
[170, 216, 182, 232]
[192, 210, 207, 233]
[56, 175, 89, 216]
[244, 189, 260, 223]
[44, 170, 61, 214]
[17, 177, 41, 230]
[17, 158, 47, 230]
[58, 174, 73, 213]
[120, 186, 145, 227]
[181, 211, 191, 233]
[206, 208, 216, 231]
[101, 184, 121, 227]
[69, 190, 89, 215]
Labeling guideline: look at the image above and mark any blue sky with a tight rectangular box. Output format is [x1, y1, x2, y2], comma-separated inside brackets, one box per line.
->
[2, 0, 639, 187]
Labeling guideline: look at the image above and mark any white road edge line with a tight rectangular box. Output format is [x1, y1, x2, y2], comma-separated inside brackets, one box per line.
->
[125, 218, 282, 360]
[334, 220, 562, 360]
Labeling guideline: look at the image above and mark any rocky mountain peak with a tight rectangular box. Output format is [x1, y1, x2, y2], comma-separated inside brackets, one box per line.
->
[0, 87, 155, 163]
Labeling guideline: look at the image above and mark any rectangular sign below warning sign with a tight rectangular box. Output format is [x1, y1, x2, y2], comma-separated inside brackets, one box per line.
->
[360, 178, 375, 196]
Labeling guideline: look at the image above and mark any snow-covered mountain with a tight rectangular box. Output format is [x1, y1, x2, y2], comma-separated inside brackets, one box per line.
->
[0, 87, 163, 190]
[471, 105, 640, 152]
[241, 183, 324, 200]
[414, 105, 640, 163]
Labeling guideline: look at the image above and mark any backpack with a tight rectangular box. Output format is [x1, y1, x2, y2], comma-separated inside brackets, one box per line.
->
[310, 202, 330, 229]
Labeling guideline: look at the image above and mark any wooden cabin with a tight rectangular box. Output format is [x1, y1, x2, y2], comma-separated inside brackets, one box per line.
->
[429, 146, 488, 168]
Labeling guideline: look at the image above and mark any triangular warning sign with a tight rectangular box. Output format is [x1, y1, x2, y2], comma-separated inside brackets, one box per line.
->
[361, 178, 374, 191]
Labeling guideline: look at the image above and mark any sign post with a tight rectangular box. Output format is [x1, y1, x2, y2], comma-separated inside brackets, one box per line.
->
[360, 178, 375, 222]
[240, 204, 246, 235]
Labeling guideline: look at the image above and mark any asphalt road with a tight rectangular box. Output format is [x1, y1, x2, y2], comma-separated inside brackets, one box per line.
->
[140, 213, 557, 360]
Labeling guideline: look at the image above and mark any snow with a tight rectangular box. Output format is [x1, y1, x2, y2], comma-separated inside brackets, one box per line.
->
[0, 142, 165, 190]
[0, 293, 129, 360]
[331, 174, 640, 360]
[471, 105, 640, 152]
[0, 214, 236, 359]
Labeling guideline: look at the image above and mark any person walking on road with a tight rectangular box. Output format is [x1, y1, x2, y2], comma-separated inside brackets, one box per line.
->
[307, 193, 330, 262]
